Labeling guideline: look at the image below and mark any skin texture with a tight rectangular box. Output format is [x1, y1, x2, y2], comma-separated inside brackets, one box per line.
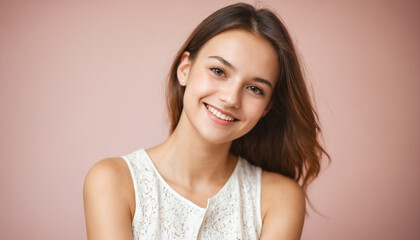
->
[83, 29, 305, 239]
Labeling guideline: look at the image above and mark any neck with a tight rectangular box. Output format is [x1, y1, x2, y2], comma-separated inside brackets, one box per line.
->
[146, 114, 237, 189]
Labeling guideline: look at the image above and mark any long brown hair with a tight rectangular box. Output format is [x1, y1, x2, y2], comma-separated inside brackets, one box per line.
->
[166, 3, 329, 192]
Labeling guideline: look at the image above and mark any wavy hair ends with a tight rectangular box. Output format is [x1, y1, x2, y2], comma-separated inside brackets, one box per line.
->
[166, 3, 330, 193]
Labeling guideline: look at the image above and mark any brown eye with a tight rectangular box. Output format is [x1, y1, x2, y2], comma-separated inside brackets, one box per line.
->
[247, 86, 264, 96]
[210, 67, 226, 77]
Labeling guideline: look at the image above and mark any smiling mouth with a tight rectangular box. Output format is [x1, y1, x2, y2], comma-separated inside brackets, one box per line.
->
[204, 103, 238, 122]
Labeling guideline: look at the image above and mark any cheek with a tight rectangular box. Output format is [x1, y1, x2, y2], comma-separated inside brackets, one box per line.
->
[187, 71, 218, 97]
[245, 101, 270, 121]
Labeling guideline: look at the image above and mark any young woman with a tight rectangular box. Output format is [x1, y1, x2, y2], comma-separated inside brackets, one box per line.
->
[84, 3, 328, 239]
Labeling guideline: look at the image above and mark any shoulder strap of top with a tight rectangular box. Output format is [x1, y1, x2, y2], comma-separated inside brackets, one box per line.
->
[237, 157, 263, 228]
[121, 148, 150, 224]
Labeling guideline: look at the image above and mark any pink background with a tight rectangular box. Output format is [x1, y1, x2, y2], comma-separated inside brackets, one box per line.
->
[1, 1, 419, 239]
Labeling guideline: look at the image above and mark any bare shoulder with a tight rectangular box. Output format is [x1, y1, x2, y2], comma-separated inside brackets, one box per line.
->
[260, 171, 306, 240]
[261, 171, 305, 205]
[83, 158, 134, 240]
[85, 157, 129, 178]
[84, 158, 134, 201]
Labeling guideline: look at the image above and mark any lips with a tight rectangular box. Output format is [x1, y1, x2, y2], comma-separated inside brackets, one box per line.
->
[204, 103, 238, 122]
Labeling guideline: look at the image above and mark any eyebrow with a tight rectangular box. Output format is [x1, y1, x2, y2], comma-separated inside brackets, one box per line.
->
[208, 55, 273, 89]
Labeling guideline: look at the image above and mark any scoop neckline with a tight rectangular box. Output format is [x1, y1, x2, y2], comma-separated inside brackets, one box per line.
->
[141, 148, 241, 211]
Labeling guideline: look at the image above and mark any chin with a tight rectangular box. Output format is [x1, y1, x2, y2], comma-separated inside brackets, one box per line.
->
[198, 127, 248, 145]
[198, 129, 236, 145]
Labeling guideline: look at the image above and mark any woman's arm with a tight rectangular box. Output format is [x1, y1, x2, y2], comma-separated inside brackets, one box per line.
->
[260, 171, 306, 240]
[83, 158, 135, 240]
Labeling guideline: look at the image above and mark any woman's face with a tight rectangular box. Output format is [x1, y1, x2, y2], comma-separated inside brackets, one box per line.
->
[177, 29, 279, 144]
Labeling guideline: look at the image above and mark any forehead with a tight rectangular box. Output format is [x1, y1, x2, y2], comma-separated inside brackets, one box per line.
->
[195, 29, 279, 82]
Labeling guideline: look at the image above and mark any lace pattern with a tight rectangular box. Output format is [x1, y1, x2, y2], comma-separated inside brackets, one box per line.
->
[122, 148, 262, 239]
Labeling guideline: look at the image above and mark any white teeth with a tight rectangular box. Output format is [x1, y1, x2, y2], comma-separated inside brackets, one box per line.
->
[206, 104, 235, 122]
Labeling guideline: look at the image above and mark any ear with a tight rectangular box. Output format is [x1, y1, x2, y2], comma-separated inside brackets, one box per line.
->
[177, 51, 191, 86]
[262, 101, 273, 117]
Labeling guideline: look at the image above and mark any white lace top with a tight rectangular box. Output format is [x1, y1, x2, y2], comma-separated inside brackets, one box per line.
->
[122, 148, 263, 239]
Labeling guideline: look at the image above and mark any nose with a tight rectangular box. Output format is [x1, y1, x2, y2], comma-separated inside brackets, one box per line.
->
[219, 81, 241, 109]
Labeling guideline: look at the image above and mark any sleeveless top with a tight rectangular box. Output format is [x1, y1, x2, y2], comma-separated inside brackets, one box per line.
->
[122, 148, 263, 239]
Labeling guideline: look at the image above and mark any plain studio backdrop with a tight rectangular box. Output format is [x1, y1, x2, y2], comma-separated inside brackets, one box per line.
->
[1, 0, 419, 239]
